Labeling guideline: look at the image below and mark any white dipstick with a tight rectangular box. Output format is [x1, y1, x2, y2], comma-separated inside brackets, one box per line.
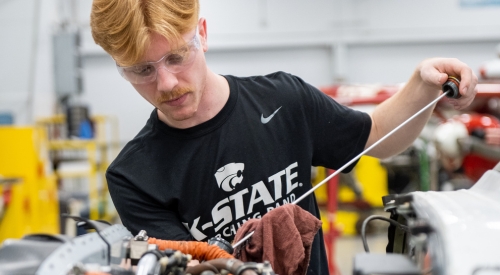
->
[232, 91, 449, 249]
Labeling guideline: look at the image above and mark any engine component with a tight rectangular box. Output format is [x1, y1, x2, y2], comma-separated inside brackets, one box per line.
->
[207, 236, 234, 255]
[356, 163, 500, 275]
[0, 221, 275, 275]
[148, 237, 234, 261]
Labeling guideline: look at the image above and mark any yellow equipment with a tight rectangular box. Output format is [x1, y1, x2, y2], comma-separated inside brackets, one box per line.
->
[313, 156, 389, 236]
[36, 114, 119, 222]
[340, 155, 388, 207]
[0, 127, 59, 242]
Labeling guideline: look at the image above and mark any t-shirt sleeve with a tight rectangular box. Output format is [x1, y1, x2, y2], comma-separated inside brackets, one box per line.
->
[290, 75, 372, 171]
[106, 167, 193, 241]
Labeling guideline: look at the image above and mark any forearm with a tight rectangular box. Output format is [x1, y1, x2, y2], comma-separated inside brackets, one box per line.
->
[365, 69, 441, 159]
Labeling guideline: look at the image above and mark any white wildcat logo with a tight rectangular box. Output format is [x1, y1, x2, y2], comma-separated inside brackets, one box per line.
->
[214, 163, 245, 192]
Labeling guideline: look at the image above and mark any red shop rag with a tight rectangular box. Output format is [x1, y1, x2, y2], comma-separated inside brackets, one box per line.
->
[232, 204, 322, 275]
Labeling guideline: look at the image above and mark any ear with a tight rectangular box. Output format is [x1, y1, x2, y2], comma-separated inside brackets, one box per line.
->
[198, 17, 208, 52]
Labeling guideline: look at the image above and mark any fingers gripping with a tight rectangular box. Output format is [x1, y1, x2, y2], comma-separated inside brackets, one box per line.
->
[415, 58, 478, 110]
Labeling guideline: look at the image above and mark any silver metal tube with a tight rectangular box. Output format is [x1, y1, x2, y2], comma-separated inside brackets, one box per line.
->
[136, 253, 158, 275]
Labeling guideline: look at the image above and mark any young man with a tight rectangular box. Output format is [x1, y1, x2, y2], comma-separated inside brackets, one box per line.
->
[90, 1, 477, 274]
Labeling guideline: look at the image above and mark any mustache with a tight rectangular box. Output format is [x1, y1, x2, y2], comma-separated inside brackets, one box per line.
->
[155, 87, 192, 104]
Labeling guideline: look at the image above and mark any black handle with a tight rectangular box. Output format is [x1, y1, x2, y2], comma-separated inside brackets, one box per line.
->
[442, 76, 461, 99]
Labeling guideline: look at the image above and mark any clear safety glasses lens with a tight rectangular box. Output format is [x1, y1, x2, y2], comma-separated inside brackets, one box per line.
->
[116, 34, 200, 85]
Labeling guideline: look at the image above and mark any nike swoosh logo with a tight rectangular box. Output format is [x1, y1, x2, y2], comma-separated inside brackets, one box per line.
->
[261, 106, 282, 124]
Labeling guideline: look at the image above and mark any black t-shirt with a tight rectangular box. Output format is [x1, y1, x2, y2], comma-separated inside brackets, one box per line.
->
[107, 71, 372, 275]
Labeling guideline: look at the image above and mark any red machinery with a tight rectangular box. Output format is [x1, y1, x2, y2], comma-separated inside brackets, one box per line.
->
[318, 82, 500, 274]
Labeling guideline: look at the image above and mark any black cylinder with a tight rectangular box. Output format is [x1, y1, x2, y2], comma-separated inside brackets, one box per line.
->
[207, 236, 234, 255]
[442, 76, 461, 99]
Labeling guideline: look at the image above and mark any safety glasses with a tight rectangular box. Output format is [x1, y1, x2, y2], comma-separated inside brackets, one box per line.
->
[116, 29, 201, 85]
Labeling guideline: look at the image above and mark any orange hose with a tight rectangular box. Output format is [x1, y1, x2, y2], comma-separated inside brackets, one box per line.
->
[148, 238, 234, 261]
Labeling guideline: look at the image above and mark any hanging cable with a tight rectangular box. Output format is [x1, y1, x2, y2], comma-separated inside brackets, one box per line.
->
[360, 215, 410, 253]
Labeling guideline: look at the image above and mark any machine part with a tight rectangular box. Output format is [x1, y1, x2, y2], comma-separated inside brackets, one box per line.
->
[260, 261, 276, 275]
[360, 215, 409, 253]
[64, 215, 113, 265]
[237, 261, 276, 275]
[0, 229, 129, 275]
[136, 253, 158, 275]
[353, 253, 421, 275]
[458, 136, 500, 160]
[185, 258, 269, 275]
[134, 230, 149, 241]
[148, 237, 233, 261]
[409, 169, 500, 275]
[392, 214, 410, 254]
[377, 166, 500, 275]
[434, 121, 469, 158]
[382, 194, 413, 254]
[158, 250, 191, 274]
[208, 236, 234, 255]
[434, 112, 500, 183]
[35, 224, 132, 275]
[130, 239, 150, 264]
[382, 193, 411, 211]
[0, 221, 276, 275]
[0, 235, 67, 275]
[442, 76, 461, 99]
[479, 59, 500, 79]
[129, 230, 152, 265]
